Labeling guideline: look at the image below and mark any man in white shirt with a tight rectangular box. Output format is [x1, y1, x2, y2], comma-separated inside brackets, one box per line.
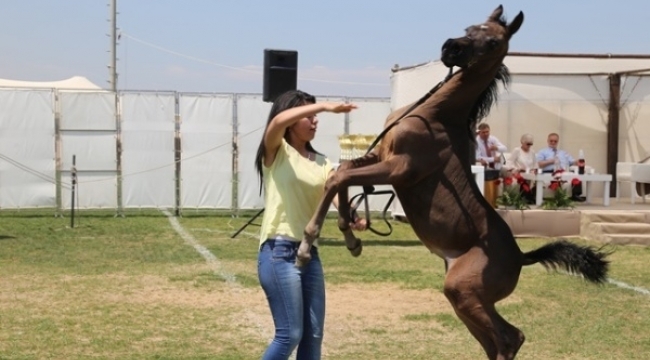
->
[475, 123, 507, 168]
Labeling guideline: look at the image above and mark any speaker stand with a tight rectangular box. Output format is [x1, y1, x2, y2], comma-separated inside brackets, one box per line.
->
[231, 208, 265, 238]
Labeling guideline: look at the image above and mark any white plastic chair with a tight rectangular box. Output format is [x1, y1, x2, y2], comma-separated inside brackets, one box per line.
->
[616, 162, 650, 204]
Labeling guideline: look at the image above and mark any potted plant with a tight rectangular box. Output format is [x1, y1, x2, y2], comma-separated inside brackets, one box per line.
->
[541, 170, 576, 210]
[496, 173, 531, 210]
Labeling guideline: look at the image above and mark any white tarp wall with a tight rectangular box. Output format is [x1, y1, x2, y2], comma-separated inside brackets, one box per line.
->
[121, 92, 176, 208]
[180, 94, 233, 208]
[0, 89, 56, 208]
[620, 76, 650, 162]
[59, 91, 118, 209]
[236, 94, 272, 209]
[0, 89, 391, 211]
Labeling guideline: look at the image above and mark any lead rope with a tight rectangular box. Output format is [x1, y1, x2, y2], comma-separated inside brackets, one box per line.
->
[350, 67, 455, 235]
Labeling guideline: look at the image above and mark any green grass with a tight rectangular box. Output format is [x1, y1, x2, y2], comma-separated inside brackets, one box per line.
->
[1, 209, 650, 359]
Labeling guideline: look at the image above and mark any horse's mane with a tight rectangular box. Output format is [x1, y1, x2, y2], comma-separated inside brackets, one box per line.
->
[467, 64, 510, 137]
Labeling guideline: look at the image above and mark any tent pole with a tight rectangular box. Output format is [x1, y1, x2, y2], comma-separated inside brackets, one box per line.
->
[607, 73, 621, 197]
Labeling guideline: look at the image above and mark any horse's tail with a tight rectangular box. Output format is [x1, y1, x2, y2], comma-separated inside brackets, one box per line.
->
[521, 239, 610, 284]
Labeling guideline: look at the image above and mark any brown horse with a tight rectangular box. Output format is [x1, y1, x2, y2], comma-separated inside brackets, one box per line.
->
[297, 5, 610, 360]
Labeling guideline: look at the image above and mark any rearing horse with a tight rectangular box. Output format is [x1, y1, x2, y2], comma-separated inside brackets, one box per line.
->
[297, 5, 610, 360]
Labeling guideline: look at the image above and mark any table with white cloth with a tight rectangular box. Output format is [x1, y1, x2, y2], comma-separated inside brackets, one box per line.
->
[520, 172, 613, 206]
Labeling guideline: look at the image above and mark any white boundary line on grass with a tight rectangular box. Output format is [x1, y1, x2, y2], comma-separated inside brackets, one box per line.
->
[607, 278, 650, 296]
[560, 270, 650, 296]
[161, 209, 236, 283]
[161, 209, 271, 339]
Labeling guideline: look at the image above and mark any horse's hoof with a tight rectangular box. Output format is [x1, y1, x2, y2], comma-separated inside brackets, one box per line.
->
[347, 239, 363, 257]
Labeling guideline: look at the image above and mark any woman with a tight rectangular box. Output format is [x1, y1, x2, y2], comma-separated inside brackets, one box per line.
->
[508, 133, 537, 173]
[507, 133, 538, 203]
[254, 90, 365, 360]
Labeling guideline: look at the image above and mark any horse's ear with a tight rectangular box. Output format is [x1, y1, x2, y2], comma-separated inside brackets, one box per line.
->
[507, 11, 524, 37]
[488, 5, 504, 21]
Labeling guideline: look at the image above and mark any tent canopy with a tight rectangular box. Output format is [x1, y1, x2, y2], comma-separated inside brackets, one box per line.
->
[0, 76, 102, 90]
[393, 52, 650, 76]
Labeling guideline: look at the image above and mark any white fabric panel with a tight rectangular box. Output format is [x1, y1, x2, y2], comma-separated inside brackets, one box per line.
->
[180, 94, 233, 208]
[390, 62, 452, 109]
[60, 171, 117, 209]
[0, 89, 56, 208]
[621, 76, 650, 102]
[121, 93, 176, 208]
[501, 56, 650, 75]
[59, 92, 116, 130]
[348, 98, 391, 135]
[311, 96, 346, 163]
[60, 132, 117, 209]
[60, 132, 117, 171]
[346, 98, 394, 212]
[506, 75, 610, 101]
[236, 94, 272, 209]
[619, 76, 650, 195]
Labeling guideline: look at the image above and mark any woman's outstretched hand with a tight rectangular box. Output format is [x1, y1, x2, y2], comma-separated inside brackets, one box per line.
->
[324, 102, 358, 114]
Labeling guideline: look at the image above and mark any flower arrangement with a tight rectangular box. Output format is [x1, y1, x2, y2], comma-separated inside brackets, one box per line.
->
[541, 170, 577, 210]
[496, 172, 531, 210]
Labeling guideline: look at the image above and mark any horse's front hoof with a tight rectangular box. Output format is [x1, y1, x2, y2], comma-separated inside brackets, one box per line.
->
[295, 251, 312, 268]
[347, 239, 363, 257]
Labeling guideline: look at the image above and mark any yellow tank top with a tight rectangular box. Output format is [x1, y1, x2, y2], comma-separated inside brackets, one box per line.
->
[259, 140, 333, 246]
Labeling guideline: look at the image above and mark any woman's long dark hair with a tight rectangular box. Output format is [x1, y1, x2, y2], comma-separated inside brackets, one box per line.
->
[254, 90, 319, 194]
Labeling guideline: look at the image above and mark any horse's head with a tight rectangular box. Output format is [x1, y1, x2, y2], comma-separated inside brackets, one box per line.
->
[441, 5, 523, 69]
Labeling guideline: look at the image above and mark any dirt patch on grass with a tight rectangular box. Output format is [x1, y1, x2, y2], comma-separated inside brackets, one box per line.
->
[0, 270, 519, 358]
[217, 281, 463, 355]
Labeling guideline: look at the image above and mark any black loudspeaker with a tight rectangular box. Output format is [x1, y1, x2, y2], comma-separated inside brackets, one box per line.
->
[263, 49, 298, 103]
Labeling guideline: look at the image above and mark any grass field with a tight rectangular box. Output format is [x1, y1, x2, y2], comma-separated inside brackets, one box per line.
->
[1, 209, 650, 359]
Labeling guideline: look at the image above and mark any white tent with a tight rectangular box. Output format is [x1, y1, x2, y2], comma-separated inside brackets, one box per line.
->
[390, 53, 650, 197]
[0, 76, 102, 90]
[391, 53, 650, 109]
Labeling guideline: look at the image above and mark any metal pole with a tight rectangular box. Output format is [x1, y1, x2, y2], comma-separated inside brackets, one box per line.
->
[108, 0, 117, 91]
[71, 155, 77, 228]
[232, 94, 239, 216]
[174, 94, 181, 216]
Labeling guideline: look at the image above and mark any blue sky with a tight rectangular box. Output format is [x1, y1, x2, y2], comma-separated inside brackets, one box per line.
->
[1, 1, 649, 97]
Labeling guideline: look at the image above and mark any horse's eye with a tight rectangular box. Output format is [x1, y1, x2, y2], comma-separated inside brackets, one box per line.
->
[488, 39, 499, 48]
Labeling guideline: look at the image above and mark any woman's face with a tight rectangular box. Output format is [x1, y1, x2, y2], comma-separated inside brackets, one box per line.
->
[289, 114, 318, 142]
[521, 139, 533, 151]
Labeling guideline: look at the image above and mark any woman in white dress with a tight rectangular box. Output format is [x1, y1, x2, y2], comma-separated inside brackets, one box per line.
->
[508, 133, 537, 173]
[508, 133, 537, 203]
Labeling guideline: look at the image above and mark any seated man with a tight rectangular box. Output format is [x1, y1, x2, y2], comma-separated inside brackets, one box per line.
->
[536, 132, 585, 202]
[475, 123, 507, 169]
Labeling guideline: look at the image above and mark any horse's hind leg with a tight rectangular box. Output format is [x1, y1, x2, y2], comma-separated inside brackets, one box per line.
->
[444, 258, 525, 359]
[450, 301, 524, 360]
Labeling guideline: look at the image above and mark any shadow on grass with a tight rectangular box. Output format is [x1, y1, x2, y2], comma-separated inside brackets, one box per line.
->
[0, 235, 16, 240]
[319, 238, 423, 247]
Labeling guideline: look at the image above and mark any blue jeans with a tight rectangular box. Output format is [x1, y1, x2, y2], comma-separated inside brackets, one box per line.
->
[258, 240, 325, 360]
